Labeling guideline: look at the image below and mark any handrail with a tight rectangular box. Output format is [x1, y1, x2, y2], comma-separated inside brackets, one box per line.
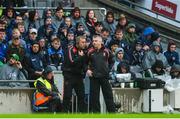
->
[1, 7, 106, 15]
[112, 0, 180, 24]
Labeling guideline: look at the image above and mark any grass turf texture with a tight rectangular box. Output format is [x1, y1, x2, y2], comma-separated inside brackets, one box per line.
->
[0, 114, 180, 118]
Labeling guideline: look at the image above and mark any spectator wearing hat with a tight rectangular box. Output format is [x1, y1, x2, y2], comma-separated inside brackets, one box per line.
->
[102, 11, 117, 35]
[0, 28, 8, 63]
[25, 41, 47, 87]
[26, 28, 38, 53]
[170, 64, 180, 79]
[0, 53, 28, 87]
[62, 36, 87, 112]
[150, 32, 163, 53]
[47, 37, 64, 69]
[142, 41, 169, 77]
[34, 66, 62, 112]
[131, 40, 145, 66]
[52, 7, 64, 32]
[138, 26, 155, 51]
[116, 14, 128, 32]
[123, 23, 138, 44]
[113, 48, 129, 71]
[164, 41, 180, 66]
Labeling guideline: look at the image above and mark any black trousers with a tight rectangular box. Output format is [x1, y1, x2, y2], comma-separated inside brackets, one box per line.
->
[90, 77, 116, 113]
[63, 74, 85, 112]
[48, 96, 62, 112]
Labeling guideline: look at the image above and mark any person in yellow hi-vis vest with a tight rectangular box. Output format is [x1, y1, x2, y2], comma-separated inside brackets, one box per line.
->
[34, 66, 62, 112]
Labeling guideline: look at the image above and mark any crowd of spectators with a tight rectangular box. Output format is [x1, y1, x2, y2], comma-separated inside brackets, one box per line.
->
[0, 4, 180, 112]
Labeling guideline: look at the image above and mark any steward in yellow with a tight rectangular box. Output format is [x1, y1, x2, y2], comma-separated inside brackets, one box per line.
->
[34, 66, 62, 112]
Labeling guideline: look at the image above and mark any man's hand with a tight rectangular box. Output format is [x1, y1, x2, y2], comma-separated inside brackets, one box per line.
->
[16, 61, 22, 69]
[87, 69, 93, 77]
[78, 50, 84, 56]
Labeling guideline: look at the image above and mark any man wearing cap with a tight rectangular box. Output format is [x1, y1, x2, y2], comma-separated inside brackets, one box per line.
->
[62, 35, 87, 112]
[34, 66, 62, 112]
[26, 28, 38, 53]
[0, 54, 28, 87]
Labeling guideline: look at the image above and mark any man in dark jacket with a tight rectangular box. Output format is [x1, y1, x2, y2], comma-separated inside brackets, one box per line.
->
[34, 66, 62, 112]
[62, 35, 87, 112]
[87, 35, 116, 113]
[25, 42, 47, 87]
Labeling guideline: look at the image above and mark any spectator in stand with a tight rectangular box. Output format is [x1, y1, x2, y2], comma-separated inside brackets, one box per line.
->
[25, 42, 47, 87]
[47, 37, 64, 70]
[16, 22, 27, 40]
[62, 36, 87, 112]
[34, 66, 62, 112]
[150, 32, 163, 52]
[52, 7, 64, 32]
[139, 26, 155, 51]
[131, 40, 145, 66]
[113, 48, 129, 71]
[116, 62, 136, 80]
[26, 28, 38, 53]
[142, 41, 169, 77]
[108, 40, 119, 55]
[6, 15, 23, 41]
[38, 36, 49, 64]
[38, 16, 56, 43]
[109, 28, 130, 54]
[116, 14, 128, 32]
[71, 7, 88, 32]
[2, 7, 16, 27]
[101, 28, 112, 47]
[102, 11, 117, 35]
[0, 28, 8, 63]
[66, 30, 75, 47]
[24, 10, 41, 31]
[93, 22, 103, 36]
[87, 35, 116, 113]
[0, 19, 7, 30]
[42, 9, 53, 20]
[0, 54, 29, 87]
[164, 40, 180, 66]
[8, 28, 26, 49]
[64, 17, 75, 32]
[151, 60, 165, 76]
[57, 24, 68, 49]
[85, 10, 98, 36]
[170, 64, 180, 79]
[123, 23, 138, 44]
[6, 32, 26, 62]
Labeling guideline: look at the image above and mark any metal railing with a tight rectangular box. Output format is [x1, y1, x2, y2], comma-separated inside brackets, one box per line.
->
[1, 7, 107, 20]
